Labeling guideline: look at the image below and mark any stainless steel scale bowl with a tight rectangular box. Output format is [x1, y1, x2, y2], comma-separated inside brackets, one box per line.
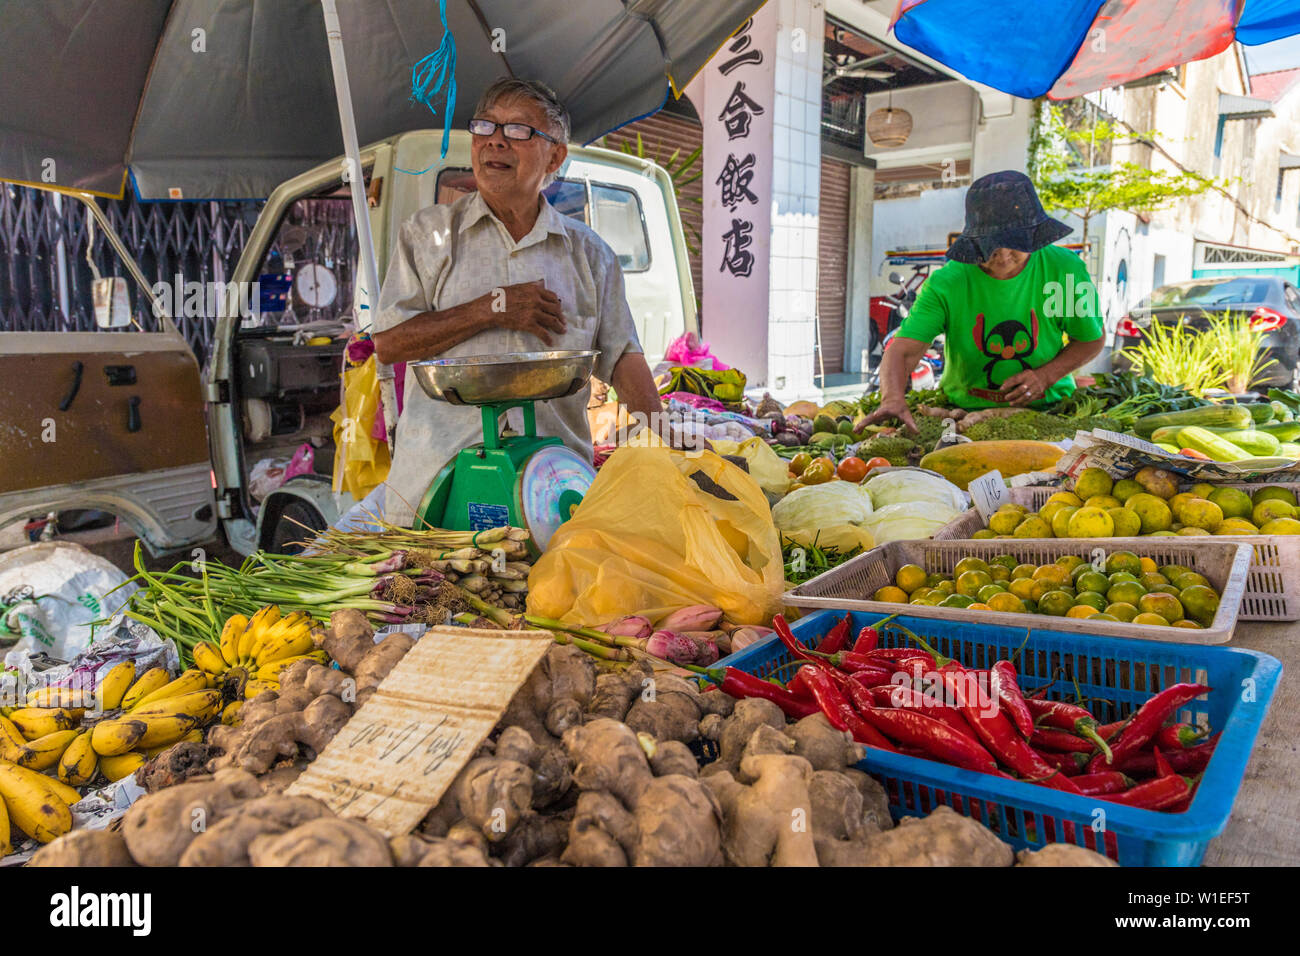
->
[410, 350, 599, 405]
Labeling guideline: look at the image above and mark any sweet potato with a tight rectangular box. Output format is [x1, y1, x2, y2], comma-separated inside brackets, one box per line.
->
[29, 829, 135, 867]
[248, 818, 393, 867]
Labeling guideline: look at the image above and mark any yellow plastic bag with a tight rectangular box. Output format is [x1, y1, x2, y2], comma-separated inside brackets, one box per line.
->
[330, 355, 391, 499]
[527, 446, 785, 627]
[711, 436, 792, 496]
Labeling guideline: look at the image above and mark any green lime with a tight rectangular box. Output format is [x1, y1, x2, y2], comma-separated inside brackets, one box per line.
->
[978, 584, 1008, 603]
[1076, 571, 1110, 594]
[1038, 590, 1074, 616]
[1073, 591, 1108, 612]
[941, 593, 976, 608]
[1105, 602, 1140, 622]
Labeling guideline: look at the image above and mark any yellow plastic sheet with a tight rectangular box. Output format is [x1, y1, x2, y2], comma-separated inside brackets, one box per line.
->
[527, 446, 785, 627]
[710, 436, 793, 496]
[330, 355, 391, 500]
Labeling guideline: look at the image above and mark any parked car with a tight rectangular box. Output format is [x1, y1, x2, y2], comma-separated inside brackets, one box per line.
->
[1, 129, 698, 557]
[1112, 275, 1300, 387]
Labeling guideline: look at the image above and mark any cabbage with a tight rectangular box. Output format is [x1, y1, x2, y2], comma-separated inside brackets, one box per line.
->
[771, 482, 873, 533]
[863, 469, 966, 512]
[858, 501, 960, 545]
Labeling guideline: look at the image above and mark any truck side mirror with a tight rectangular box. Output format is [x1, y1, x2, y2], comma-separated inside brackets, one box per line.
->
[92, 277, 132, 328]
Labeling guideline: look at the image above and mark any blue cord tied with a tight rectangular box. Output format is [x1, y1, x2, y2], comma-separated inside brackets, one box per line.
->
[411, 0, 458, 158]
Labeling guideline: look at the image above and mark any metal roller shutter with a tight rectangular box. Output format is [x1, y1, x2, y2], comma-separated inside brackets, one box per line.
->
[818, 157, 851, 375]
[601, 112, 704, 306]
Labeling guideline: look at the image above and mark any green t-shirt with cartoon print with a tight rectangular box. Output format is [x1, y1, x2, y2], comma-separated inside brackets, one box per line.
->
[896, 244, 1104, 409]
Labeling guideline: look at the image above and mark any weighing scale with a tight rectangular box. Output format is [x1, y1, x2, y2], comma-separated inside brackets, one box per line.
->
[409, 350, 599, 553]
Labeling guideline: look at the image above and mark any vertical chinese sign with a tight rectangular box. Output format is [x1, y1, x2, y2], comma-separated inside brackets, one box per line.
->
[696, 6, 776, 388]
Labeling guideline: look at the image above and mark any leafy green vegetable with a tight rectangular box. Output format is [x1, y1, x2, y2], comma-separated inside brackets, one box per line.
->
[782, 535, 864, 586]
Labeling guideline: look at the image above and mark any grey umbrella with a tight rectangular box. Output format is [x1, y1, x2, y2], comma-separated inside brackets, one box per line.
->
[0, 0, 762, 201]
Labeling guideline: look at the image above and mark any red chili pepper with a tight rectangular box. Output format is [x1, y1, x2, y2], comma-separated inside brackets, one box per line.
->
[1033, 749, 1087, 776]
[1098, 774, 1192, 810]
[1167, 775, 1201, 813]
[846, 666, 897, 689]
[799, 664, 895, 751]
[818, 613, 852, 654]
[854, 705, 999, 774]
[1088, 683, 1210, 773]
[1114, 734, 1219, 777]
[712, 667, 820, 719]
[861, 647, 935, 666]
[1155, 723, 1209, 750]
[1026, 698, 1113, 760]
[991, 660, 1034, 738]
[772, 614, 817, 662]
[938, 664, 1081, 794]
[1071, 771, 1133, 796]
[1096, 719, 1128, 741]
[877, 683, 976, 739]
[1031, 727, 1096, 753]
[1152, 746, 1175, 778]
[852, 625, 880, 654]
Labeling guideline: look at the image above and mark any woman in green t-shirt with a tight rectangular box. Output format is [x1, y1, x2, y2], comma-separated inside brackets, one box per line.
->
[865, 171, 1104, 434]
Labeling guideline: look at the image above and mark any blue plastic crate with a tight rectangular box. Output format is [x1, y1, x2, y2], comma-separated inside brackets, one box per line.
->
[717, 610, 1281, 866]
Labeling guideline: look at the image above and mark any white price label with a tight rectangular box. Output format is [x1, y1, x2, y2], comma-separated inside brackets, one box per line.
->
[969, 470, 1008, 522]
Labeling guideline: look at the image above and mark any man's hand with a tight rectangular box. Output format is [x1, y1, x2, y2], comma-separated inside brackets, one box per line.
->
[998, 368, 1052, 407]
[489, 280, 567, 346]
[861, 398, 919, 436]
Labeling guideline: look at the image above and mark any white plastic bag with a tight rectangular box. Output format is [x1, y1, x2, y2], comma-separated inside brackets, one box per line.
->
[0, 542, 137, 661]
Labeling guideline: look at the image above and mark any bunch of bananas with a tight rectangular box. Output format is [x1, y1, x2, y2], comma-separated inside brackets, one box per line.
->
[191, 606, 326, 706]
[0, 659, 219, 848]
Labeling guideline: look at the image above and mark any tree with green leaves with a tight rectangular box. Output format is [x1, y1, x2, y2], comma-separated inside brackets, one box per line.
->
[1029, 101, 1218, 264]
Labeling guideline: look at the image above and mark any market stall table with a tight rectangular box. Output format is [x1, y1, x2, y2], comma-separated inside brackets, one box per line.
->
[1202, 618, 1299, 866]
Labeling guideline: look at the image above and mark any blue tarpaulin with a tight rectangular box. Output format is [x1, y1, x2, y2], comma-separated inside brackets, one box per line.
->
[891, 0, 1300, 100]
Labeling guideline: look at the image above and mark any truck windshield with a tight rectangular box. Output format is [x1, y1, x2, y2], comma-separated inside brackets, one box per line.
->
[434, 169, 649, 272]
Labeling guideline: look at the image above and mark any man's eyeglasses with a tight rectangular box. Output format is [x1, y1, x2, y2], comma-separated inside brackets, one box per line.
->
[468, 118, 560, 144]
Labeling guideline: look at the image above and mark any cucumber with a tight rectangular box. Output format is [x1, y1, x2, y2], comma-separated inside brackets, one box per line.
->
[1177, 426, 1253, 462]
[1270, 400, 1294, 422]
[1243, 402, 1275, 424]
[1216, 429, 1281, 457]
[1133, 404, 1253, 437]
[1150, 424, 1247, 443]
[1155, 442, 1181, 455]
[1280, 443, 1300, 459]
[1259, 421, 1300, 441]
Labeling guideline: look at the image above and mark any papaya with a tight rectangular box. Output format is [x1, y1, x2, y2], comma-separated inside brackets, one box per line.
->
[784, 401, 820, 419]
[812, 413, 837, 434]
[919, 441, 1065, 490]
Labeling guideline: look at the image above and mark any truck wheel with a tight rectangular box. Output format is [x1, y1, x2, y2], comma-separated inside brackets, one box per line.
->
[267, 500, 326, 555]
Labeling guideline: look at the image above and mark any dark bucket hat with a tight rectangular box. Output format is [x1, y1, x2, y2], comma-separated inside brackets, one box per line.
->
[946, 170, 1073, 264]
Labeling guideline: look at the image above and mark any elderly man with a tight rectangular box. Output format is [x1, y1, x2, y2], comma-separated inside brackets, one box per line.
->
[372, 78, 666, 526]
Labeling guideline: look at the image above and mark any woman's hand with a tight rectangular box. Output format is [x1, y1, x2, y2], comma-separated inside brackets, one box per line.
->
[998, 368, 1052, 407]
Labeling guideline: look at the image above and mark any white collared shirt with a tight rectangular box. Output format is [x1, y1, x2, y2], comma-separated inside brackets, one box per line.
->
[373, 190, 642, 526]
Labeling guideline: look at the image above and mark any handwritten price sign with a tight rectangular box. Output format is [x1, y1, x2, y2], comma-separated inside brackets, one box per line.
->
[286, 626, 552, 836]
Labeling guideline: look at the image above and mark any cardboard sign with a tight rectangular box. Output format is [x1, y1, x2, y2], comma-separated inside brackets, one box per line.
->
[285, 626, 553, 837]
[968, 470, 1008, 522]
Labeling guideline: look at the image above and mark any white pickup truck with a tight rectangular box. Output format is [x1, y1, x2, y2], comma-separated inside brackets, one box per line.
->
[0, 129, 697, 556]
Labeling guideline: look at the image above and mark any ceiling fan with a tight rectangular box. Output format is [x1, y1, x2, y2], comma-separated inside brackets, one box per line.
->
[823, 52, 895, 84]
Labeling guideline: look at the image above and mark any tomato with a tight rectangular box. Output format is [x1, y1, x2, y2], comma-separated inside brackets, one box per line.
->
[862, 456, 892, 477]
[800, 461, 834, 485]
[836, 456, 869, 483]
[789, 452, 812, 476]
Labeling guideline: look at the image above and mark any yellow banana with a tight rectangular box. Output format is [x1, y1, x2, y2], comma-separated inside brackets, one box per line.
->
[128, 669, 208, 712]
[90, 718, 147, 757]
[143, 728, 203, 757]
[40, 775, 83, 807]
[255, 651, 326, 683]
[133, 713, 201, 750]
[25, 686, 95, 709]
[254, 625, 316, 668]
[248, 613, 306, 664]
[99, 751, 146, 783]
[57, 730, 98, 787]
[0, 716, 26, 762]
[0, 760, 73, 843]
[15, 729, 79, 771]
[8, 708, 79, 740]
[0, 786, 10, 856]
[192, 641, 228, 677]
[239, 606, 280, 662]
[121, 667, 169, 711]
[97, 660, 136, 710]
[242, 679, 279, 700]
[221, 700, 243, 726]
[129, 689, 222, 721]
[219, 613, 248, 667]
